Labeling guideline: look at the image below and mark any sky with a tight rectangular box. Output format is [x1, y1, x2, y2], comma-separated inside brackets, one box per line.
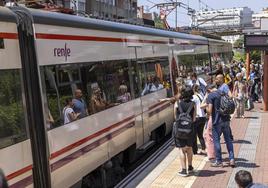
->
[138, 0, 268, 27]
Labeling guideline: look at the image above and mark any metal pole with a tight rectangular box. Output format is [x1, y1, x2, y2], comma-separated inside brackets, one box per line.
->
[175, 0, 178, 29]
[263, 51, 268, 111]
[246, 50, 250, 80]
[207, 42, 213, 83]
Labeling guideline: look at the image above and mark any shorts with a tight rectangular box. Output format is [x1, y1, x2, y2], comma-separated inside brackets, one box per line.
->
[174, 136, 193, 148]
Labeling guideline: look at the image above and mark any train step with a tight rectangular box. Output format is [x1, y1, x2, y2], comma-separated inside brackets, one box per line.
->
[138, 140, 155, 152]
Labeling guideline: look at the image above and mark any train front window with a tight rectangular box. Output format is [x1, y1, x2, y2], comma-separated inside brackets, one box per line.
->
[0, 69, 27, 149]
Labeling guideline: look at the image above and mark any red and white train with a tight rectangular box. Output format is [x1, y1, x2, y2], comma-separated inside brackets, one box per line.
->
[0, 6, 232, 187]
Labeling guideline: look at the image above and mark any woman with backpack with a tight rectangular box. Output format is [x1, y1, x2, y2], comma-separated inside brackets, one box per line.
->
[173, 86, 196, 177]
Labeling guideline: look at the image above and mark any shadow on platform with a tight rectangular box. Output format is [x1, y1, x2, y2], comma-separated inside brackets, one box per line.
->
[194, 169, 226, 177]
[232, 139, 252, 144]
[227, 157, 260, 169]
[243, 116, 259, 119]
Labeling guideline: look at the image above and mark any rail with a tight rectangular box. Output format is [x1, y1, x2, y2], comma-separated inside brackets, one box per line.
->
[115, 137, 174, 188]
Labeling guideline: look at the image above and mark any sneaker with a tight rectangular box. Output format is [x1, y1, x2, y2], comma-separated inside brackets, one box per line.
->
[188, 165, 194, 174]
[178, 169, 188, 177]
[230, 159, 235, 168]
[211, 162, 223, 167]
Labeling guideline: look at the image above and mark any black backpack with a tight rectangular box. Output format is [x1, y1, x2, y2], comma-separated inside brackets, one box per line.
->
[173, 102, 194, 140]
[218, 91, 235, 116]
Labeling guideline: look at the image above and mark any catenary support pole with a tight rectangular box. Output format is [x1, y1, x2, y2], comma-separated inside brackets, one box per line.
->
[246, 50, 250, 80]
[263, 52, 268, 111]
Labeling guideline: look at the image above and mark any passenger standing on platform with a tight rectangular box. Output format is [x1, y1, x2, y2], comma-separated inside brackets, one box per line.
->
[73, 89, 88, 118]
[192, 84, 206, 155]
[224, 67, 233, 92]
[159, 77, 185, 103]
[188, 72, 207, 96]
[240, 63, 247, 80]
[173, 86, 196, 176]
[207, 75, 235, 167]
[233, 73, 247, 118]
[216, 73, 234, 141]
[201, 84, 217, 162]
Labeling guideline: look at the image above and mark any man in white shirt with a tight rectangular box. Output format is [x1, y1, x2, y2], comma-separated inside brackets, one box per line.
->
[240, 64, 247, 80]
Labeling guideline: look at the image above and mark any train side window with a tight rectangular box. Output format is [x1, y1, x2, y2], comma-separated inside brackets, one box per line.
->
[83, 60, 133, 114]
[42, 66, 84, 128]
[0, 70, 27, 149]
[140, 57, 171, 96]
[41, 59, 141, 128]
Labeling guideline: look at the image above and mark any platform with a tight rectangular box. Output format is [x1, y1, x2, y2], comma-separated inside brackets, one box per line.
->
[129, 104, 268, 188]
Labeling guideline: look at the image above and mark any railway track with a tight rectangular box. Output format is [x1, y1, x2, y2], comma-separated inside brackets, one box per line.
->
[115, 137, 174, 188]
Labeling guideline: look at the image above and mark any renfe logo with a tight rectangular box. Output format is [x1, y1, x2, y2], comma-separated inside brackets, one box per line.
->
[54, 43, 71, 61]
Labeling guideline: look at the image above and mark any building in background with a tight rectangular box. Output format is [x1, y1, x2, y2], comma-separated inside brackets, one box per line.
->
[55, 0, 137, 20]
[222, 35, 241, 44]
[252, 8, 268, 28]
[195, 7, 253, 30]
[137, 6, 155, 26]
[87, 0, 137, 20]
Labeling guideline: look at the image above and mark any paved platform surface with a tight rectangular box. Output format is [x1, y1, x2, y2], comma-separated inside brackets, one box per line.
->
[134, 103, 268, 188]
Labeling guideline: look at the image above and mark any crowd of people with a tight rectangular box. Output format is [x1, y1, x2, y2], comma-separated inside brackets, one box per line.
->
[171, 59, 264, 177]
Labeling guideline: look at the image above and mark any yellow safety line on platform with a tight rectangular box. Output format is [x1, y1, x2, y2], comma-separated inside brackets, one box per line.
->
[149, 149, 207, 188]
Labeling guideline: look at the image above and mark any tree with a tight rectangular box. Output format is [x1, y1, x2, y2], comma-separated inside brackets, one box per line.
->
[233, 50, 245, 62]
[250, 50, 261, 63]
[153, 12, 165, 29]
[233, 36, 244, 49]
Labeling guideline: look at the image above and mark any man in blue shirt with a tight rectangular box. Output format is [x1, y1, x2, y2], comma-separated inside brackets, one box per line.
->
[73, 89, 88, 119]
[235, 170, 268, 188]
[207, 75, 235, 167]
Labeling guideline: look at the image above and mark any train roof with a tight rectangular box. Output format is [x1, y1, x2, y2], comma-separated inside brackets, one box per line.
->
[0, 6, 17, 22]
[0, 7, 210, 43]
[29, 8, 208, 43]
[0, 7, 230, 46]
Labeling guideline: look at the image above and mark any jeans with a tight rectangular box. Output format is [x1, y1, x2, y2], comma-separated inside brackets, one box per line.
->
[212, 121, 234, 163]
[236, 98, 245, 117]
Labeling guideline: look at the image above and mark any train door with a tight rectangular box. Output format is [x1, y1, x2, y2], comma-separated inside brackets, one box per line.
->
[138, 45, 174, 147]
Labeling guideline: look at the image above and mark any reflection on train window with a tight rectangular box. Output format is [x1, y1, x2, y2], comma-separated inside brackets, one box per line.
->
[57, 67, 81, 86]
[140, 57, 171, 96]
[0, 70, 27, 149]
[41, 57, 171, 129]
[177, 53, 210, 82]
